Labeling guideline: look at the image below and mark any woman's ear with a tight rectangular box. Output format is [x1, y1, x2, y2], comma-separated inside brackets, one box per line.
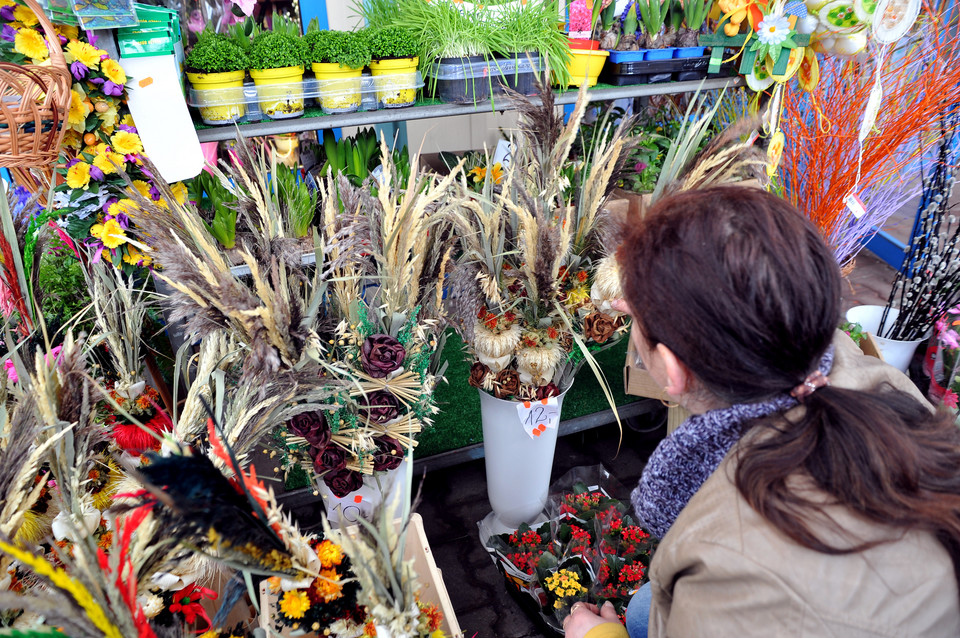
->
[656, 343, 694, 398]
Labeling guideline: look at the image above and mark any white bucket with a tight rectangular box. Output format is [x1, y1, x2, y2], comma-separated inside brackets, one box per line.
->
[316, 459, 408, 528]
[845, 305, 925, 373]
[478, 388, 568, 532]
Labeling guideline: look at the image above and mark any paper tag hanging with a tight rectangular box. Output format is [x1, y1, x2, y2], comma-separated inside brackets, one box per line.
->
[845, 193, 867, 219]
[872, 0, 921, 43]
[859, 80, 884, 143]
[517, 397, 561, 440]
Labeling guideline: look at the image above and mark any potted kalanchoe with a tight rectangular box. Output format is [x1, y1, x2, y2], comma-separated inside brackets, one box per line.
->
[306, 29, 372, 114]
[185, 30, 249, 125]
[367, 26, 420, 108]
[248, 19, 309, 119]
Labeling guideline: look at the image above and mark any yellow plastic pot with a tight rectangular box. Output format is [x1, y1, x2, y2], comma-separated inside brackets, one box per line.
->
[369, 56, 419, 108]
[186, 70, 246, 125]
[250, 66, 305, 119]
[312, 62, 363, 114]
[564, 49, 609, 87]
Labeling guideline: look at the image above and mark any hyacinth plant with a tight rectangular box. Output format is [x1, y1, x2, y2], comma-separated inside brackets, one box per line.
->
[444, 86, 638, 404]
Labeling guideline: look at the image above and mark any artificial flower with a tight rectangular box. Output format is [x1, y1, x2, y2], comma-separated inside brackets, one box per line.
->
[65, 161, 91, 190]
[67, 89, 90, 126]
[373, 436, 404, 471]
[360, 334, 406, 378]
[468, 361, 491, 388]
[278, 590, 311, 619]
[315, 540, 343, 569]
[287, 411, 330, 449]
[515, 344, 564, 386]
[111, 130, 143, 156]
[137, 593, 165, 619]
[0, 24, 15, 43]
[170, 181, 188, 205]
[757, 14, 791, 46]
[66, 40, 103, 69]
[14, 28, 47, 61]
[944, 388, 959, 410]
[324, 467, 363, 498]
[310, 568, 343, 602]
[129, 179, 152, 200]
[90, 218, 127, 249]
[583, 311, 618, 344]
[494, 368, 521, 399]
[12, 5, 38, 26]
[55, 24, 79, 41]
[101, 58, 127, 85]
[590, 254, 624, 315]
[69, 59, 87, 81]
[94, 149, 126, 175]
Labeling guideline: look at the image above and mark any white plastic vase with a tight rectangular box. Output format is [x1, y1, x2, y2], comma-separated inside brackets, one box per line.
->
[845, 305, 926, 373]
[479, 388, 568, 533]
[316, 459, 408, 529]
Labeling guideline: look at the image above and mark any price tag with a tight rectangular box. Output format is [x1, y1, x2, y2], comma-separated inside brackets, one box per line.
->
[845, 193, 867, 219]
[517, 397, 561, 440]
[493, 139, 514, 169]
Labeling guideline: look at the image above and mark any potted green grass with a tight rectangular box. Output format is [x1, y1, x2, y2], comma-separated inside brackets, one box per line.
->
[185, 31, 249, 125]
[367, 26, 420, 108]
[491, 1, 572, 94]
[248, 20, 309, 119]
[305, 29, 372, 114]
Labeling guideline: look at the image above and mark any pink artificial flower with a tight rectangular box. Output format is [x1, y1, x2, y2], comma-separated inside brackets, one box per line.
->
[230, 0, 256, 17]
[187, 10, 205, 33]
[3, 359, 16, 383]
[944, 388, 959, 410]
[0, 279, 15, 320]
[49, 221, 81, 260]
[943, 330, 960, 350]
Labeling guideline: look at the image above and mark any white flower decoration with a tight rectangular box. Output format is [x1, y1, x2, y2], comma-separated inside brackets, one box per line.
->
[757, 15, 792, 45]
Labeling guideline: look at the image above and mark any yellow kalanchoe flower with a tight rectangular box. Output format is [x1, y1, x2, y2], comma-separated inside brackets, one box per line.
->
[65, 162, 91, 190]
[66, 40, 104, 69]
[14, 29, 47, 61]
[111, 130, 143, 156]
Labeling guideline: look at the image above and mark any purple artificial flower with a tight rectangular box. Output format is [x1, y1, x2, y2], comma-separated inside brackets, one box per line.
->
[149, 183, 161, 201]
[0, 5, 15, 22]
[88, 165, 104, 181]
[58, 33, 66, 46]
[139, 165, 152, 178]
[102, 81, 123, 96]
[1, 25, 16, 43]
[65, 158, 80, 168]
[114, 212, 130, 229]
[89, 77, 104, 85]
[124, 154, 139, 164]
[118, 124, 137, 134]
[87, 33, 99, 48]
[70, 60, 88, 81]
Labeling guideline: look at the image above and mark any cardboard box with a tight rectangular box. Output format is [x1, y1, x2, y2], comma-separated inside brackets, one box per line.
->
[259, 513, 463, 637]
[860, 332, 884, 361]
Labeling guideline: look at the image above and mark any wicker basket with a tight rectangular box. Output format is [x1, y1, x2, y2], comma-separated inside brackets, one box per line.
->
[0, 0, 71, 168]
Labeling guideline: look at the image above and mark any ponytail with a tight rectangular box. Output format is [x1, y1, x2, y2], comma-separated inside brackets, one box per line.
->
[736, 385, 960, 584]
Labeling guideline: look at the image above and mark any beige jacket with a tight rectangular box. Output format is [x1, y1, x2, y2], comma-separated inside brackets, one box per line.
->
[647, 334, 960, 637]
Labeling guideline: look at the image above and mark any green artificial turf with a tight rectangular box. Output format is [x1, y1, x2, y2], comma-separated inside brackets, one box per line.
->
[414, 332, 632, 458]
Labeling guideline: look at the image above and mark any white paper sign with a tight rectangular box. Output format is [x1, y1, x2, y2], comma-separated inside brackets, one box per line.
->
[516, 397, 561, 440]
[845, 193, 867, 219]
[493, 139, 514, 169]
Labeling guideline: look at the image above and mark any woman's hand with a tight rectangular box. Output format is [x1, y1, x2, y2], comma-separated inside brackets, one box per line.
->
[563, 601, 622, 638]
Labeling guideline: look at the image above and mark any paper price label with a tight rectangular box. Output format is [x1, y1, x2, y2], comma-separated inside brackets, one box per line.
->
[517, 397, 561, 440]
[845, 193, 867, 219]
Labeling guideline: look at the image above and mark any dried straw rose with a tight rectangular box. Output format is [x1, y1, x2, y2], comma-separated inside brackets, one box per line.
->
[494, 369, 522, 399]
[373, 436, 404, 472]
[537, 383, 561, 400]
[360, 334, 406, 378]
[361, 390, 400, 424]
[287, 411, 331, 450]
[468, 362, 491, 388]
[324, 468, 364, 498]
[584, 312, 618, 344]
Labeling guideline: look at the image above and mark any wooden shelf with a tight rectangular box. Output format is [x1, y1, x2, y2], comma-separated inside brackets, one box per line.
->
[194, 76, 743, 142]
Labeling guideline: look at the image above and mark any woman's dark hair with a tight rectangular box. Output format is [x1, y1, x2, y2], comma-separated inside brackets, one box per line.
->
[618, 185, 960, 581]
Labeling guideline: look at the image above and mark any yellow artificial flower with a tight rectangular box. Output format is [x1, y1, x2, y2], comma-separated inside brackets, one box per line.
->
[13, 5, 38, 26]
[170, 181, 188, 205]
[129, 180, 151, 200]
[101, 59, 126, 85]
[94, 149, 126, 175]
[278, 590, 310, 619]
[122, 245, 151, 267]
[65, 40, 104, 69]
[68, 89, 90, 126]
[121, 113, 135, 128]
[65, 162, 91, 190]
[0, 0, 16, 8]
[14, 29, 47, 61]
[61, 128, 82, 150]
[90, 218, 127, 249]
[97, 99, 119, 130]
[111, 130, 143, 155]
[315, 540, 343, 569]
[108, 199, 138, 218]
[313, 568, 343, 602]
[56, 24, 79, 40]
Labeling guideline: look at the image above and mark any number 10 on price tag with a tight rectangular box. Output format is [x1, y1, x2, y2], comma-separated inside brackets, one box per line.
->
[517, 397, 561, 440]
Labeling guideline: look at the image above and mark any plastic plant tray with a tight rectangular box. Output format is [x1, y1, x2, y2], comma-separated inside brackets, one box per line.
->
[428, 56, 546, 104]
[186, 72, 424, 124]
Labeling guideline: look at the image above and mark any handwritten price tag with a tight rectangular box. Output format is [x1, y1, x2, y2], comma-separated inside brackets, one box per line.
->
[517, 397, 561, 440]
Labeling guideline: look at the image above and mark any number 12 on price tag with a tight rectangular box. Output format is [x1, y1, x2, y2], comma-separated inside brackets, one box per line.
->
[517, 397, 561, 440]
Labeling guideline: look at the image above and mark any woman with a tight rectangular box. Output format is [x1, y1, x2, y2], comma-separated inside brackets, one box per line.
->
[566, 186, 960, 638]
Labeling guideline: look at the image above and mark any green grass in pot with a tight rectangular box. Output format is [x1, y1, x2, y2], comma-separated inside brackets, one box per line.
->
[305, 30, 372, 68]
[248, 31, 309, 70]
[490, 0, 571, 86]
[367, 26, 420, 60]
[186, 31, 249, 73]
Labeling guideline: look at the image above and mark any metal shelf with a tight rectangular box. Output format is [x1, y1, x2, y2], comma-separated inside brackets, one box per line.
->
[194, 76, 743, 143]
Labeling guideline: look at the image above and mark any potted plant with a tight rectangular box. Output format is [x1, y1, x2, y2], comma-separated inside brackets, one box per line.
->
[184, 30, 249, 125]
[247, 23, 309, 119]
[564, 0, 609, 87]
[366, 26, 420, 108]
[490, 1, 572, 94]
[306, 29, 371, 114]
[636, 0, 671, 59]
[676, 0, 709, 57]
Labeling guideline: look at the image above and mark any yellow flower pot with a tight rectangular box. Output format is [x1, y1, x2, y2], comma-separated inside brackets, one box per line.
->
[250, 66, 305, 119]
[369, 57, 419, 108]
[311, 62, 363, 114]
[563, 49, 609, 87]
[186, 70, 246, 125]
